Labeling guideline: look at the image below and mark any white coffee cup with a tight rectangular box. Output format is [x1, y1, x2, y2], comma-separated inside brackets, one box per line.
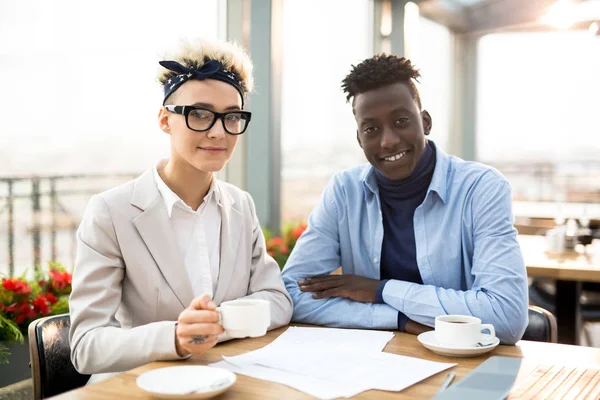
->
[434, 315, 496, 348]
[217, 299, 270, 339]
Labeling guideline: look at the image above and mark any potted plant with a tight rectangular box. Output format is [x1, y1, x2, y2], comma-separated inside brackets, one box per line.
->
[0, 263, 72, 387]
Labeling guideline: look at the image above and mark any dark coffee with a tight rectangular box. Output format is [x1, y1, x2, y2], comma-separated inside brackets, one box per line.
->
[448, 321, 468, 324]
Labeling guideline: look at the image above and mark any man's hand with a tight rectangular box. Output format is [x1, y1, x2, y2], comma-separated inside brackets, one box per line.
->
[298, 275, 380, 303]
[175, 294, 224, 357]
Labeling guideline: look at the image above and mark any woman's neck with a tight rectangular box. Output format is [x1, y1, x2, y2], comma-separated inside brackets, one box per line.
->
[159, 158, 213, 211]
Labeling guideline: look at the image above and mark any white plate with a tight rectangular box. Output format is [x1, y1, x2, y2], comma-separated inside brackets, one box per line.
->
[417, 331, 500, 357]
[136, 366, 236, 399]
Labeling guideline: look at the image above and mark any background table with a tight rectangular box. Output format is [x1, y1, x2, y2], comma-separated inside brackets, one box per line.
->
[519, 235, 600, 345]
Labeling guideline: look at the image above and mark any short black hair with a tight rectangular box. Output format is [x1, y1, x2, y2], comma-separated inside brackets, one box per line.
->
[341, 54, 422, 109]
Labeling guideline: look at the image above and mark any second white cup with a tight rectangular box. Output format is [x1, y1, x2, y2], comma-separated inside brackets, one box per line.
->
[434, 315, 495, 348]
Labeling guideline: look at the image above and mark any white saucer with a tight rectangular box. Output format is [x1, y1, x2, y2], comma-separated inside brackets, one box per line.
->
[136, 366, 236, 399]
[417, 331, 500, 357]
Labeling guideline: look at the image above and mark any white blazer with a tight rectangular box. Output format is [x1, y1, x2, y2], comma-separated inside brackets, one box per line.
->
[69, 168, 293, 375]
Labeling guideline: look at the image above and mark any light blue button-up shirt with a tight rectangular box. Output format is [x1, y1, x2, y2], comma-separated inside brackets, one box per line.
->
[281, 142, 529, 344]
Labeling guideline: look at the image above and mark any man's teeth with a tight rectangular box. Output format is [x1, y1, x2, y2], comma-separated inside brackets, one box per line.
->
[384, 151, 407, 162]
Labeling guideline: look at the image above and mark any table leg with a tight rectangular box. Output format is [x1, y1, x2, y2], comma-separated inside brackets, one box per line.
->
[555, 280, 582, 345]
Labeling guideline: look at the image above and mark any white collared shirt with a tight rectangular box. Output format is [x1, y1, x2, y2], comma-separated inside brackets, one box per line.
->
[153, 166, 221, 298]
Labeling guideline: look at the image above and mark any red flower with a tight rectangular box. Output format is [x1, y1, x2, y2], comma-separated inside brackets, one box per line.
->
[5, 301, 37, 324]
[279, 245, 290, 254]
[268, 237, 284, 246]
[291, 223, 308, 240]
[44, 292, 58, 304]
[49, 270, 72, 290]
[22, 302, 37, 320]
[33, 296, 51, 316]
[3, 303, 17, 314]
[2, 278, 32, 296]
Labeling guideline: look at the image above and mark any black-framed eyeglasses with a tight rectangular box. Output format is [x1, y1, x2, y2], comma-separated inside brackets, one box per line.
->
[165, 105, 252, 135]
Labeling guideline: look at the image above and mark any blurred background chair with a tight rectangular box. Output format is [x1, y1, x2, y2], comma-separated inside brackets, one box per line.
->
[28, 314, 90, 400]
[530, 279, 600, 345]
[523, 305, 558, 343]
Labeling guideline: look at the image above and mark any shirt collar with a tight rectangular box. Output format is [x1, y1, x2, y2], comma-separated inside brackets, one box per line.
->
[153, 164, 221, 218]
[361, 140, 450, 204]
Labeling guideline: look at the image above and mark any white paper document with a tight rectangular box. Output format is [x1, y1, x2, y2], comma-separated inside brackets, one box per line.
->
[209, 327, 455, 399]
[210, 361, 373, 399]
[264, 326, 395, 352]
[225, 326, 394, 364]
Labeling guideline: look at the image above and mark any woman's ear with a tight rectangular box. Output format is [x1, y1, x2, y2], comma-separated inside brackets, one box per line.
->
[158, 107, 171, 135]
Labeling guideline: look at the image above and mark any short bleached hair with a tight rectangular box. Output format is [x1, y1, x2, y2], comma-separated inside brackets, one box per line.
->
[157, 38, 254, 96]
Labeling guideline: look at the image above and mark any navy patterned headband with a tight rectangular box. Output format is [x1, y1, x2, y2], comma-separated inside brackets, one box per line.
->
[159, 59, 245, 106]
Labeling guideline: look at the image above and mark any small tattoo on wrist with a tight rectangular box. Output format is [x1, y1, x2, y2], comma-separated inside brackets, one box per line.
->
[189, 335, 210, 345]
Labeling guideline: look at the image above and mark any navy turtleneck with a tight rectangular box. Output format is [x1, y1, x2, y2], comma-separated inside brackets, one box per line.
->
[374, 141, 436, 331]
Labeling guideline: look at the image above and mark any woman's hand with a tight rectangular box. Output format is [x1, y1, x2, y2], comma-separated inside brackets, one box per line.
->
[175, 294, 224, 357]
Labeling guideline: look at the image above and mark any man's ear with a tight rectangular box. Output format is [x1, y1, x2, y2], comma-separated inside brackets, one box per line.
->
[421, 110, 432, 136]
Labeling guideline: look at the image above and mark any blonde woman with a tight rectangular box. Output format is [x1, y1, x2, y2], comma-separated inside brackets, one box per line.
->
[69, 39, 292, 382]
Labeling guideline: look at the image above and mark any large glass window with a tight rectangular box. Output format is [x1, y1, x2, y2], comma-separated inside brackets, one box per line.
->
[405, 16, 453, 152]
[477, 31, 600, 205]
[0, 0, 222, 275]
[280, 0, 372, 222]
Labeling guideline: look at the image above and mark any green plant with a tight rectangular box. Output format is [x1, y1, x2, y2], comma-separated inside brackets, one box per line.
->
[0, 262, 72, 363]
[0, 343, 9, 364]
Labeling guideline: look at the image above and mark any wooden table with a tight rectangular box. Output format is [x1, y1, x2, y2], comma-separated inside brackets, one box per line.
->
[519, 235, 600, 345]
[52, 325, 600, 399]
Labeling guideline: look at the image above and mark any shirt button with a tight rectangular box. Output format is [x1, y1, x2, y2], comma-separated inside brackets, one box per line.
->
[373, 257, 378, 263]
